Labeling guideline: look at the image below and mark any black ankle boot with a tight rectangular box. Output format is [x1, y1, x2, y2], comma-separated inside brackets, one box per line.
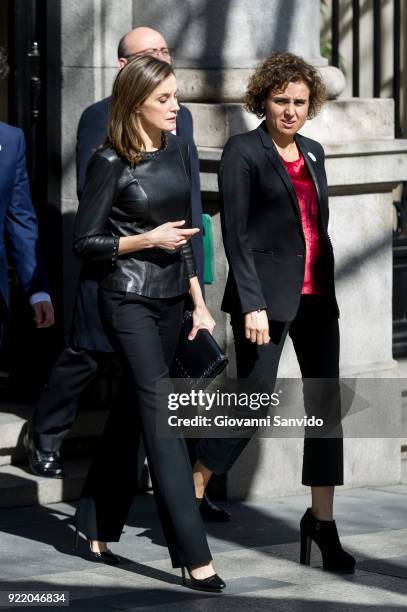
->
[300, 508, 355, 574]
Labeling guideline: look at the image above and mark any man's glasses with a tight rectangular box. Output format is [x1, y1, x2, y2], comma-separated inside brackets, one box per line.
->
[124, 47, 173, 60]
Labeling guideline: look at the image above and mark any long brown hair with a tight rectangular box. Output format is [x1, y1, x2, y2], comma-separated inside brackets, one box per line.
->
[107, 55, 174, 164]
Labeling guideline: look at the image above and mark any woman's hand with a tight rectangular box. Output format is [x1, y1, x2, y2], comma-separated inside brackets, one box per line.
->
[147, 220, 199, 251]
[189, 304, 216, 340]
[244, 309, 270, 345]
[188, 276, 215, 340]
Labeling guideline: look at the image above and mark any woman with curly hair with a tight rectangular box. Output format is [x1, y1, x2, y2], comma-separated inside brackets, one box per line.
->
[193, 52, 355, 574]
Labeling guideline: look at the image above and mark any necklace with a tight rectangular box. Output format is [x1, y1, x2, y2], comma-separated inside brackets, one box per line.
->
[142, 132, 168, 160]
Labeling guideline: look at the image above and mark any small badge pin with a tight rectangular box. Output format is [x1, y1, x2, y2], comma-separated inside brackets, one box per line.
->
[308, 151, 316, 162]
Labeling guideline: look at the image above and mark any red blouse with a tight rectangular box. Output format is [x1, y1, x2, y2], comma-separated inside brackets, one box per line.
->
[281, 153, 328, 295]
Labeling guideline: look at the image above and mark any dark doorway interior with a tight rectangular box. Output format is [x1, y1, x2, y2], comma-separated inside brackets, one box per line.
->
[0, 0, 63, 402]
[0, 0, 8, 122]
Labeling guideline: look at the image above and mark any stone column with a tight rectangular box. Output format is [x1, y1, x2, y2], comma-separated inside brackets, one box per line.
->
[60, 0, 132, 328]
[134, 0, 344, 100]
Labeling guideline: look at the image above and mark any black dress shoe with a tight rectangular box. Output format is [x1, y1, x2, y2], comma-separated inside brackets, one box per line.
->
[199, 494, 231, 522]
[23, 430, 64, 479]
[300, 508, 355, 574]
[181, 566, 226, 592]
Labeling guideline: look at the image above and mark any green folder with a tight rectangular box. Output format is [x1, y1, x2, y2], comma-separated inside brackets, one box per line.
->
[202, 213, 214, 284]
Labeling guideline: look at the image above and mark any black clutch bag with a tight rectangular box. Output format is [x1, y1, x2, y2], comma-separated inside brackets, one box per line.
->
[171, 311, 228, 387]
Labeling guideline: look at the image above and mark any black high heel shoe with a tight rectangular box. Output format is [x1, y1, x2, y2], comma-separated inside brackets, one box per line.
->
[74, 529, 120, 565]
[181, 566, 226, 593]
[300, 508, 355, 574]
[198, 494, 231, 523]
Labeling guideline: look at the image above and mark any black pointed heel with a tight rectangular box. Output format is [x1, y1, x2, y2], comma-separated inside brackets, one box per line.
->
[74, 528, 120, 565]
[199, 494, 231, 522]
[74, 528, 80, 551]
[181, 566, 226, 592]
[300, 508, 355, 574]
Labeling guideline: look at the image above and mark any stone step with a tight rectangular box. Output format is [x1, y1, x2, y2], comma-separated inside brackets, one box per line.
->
[0, 402, 151, 508]
[0, 405, 31, 466]
[402, 450, 407, 484]
[0, 458, 90, 508]
[0, 403, 108, 466]
[0, 458, 151, 509]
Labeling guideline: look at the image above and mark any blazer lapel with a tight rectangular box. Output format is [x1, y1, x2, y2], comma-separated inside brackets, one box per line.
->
[295, 135, 326, 226]
[257, 122, 304, 239]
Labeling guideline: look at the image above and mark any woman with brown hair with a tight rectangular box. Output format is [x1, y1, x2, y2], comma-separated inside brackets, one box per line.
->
[194, 52, 355, 574]
[72, 55, 225, 592]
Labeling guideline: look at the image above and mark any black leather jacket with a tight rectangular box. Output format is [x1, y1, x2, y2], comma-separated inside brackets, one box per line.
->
[73, 134, 197, 298]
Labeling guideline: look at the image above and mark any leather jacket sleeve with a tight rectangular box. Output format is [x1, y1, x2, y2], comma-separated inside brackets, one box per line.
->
[73, 152, 120, 264]
[218, 138, 267, 313]
[181, 241, 197, 278]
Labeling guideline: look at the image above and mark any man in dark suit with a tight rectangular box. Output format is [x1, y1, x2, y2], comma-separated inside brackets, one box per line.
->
[24, 29, 229, 521]
[0, 48, 54, 344]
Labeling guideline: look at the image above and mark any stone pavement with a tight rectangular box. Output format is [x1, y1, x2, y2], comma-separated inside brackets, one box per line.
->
[1, 484, 407, 611]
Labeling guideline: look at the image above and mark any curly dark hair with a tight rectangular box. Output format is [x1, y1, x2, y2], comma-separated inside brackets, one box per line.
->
[0, 47, 9, 80]
[245, 52, 326, 120]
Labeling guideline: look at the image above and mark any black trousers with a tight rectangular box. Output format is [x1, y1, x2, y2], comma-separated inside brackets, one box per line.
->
[30, 346, 112, 452]
[197, 295, 343, 486]
[75, 288, 212, 568]
[30, 343, 207, 463]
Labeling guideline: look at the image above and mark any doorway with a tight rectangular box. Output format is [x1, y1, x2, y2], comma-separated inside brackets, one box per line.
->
[0, 0, 63, 401]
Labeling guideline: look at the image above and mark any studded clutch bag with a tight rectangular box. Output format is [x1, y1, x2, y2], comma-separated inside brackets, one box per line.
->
[171, 310, 228, 388]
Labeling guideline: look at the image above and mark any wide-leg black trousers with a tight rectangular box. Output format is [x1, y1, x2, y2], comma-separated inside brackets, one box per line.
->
[74, 288, 212, 568]
[196, 295, 343, 486]
[31, 346, 112, 452]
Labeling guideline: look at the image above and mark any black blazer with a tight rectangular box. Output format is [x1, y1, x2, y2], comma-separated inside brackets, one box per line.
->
[73, 135, 196, 298]
[219, 121, 338, 322]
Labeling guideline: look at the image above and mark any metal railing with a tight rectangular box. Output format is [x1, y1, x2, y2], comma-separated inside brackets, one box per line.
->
[330, 0, 403, 138]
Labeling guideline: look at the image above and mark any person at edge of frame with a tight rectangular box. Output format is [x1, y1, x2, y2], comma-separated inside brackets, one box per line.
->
[0, 47, 54, 345]
[24, 27, 229, 523]
[191, 52, 356, 575]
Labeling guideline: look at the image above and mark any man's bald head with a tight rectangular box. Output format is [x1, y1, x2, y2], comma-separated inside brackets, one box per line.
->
[117, 27, 171, 67]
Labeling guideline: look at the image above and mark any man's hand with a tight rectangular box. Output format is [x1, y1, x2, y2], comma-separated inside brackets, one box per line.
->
[32, 301, 55, 328]
[244, 309, 270, 345]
